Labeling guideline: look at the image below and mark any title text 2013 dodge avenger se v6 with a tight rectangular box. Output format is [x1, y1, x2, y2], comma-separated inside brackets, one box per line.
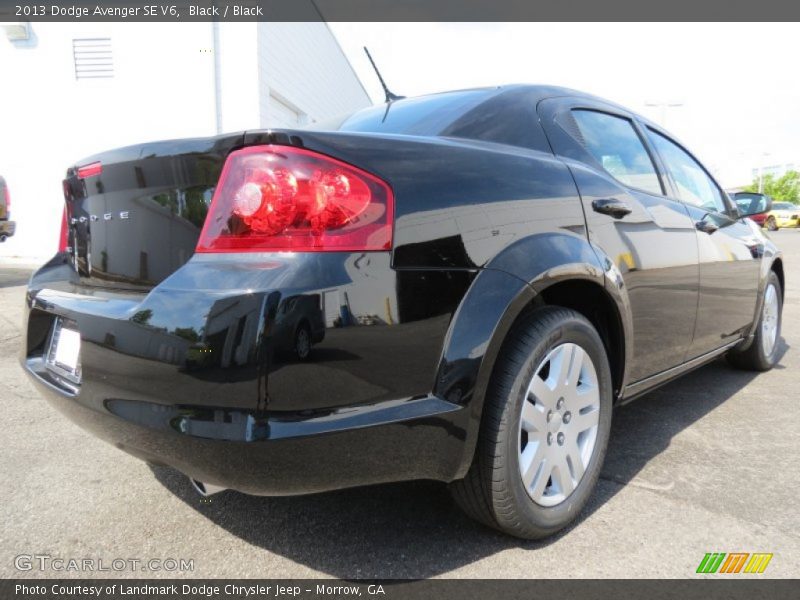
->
[22, 86, 783, 539]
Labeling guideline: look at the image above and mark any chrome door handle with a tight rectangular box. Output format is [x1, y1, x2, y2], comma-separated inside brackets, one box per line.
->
[695, 219, 719, 234]
[592, 198, 632, 219]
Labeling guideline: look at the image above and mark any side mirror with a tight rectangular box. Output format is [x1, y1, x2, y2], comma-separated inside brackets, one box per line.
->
[733, 194, 772, 218]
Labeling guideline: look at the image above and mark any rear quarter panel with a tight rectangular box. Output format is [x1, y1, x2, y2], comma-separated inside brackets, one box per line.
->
[248, 131, 609, 476]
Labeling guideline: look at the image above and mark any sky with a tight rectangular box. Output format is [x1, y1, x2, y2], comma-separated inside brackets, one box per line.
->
[329, 22, 800, 188]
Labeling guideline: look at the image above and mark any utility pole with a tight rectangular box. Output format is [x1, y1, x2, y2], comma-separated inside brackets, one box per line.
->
[644, 101, 684, 127]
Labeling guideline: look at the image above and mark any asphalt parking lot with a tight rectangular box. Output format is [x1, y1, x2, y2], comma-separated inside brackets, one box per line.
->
[1, 231, 798, 579]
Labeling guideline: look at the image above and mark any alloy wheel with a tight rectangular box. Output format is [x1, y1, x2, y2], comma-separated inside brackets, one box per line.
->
[761, 283, 779, 358]
[518, 343, 600, 507]
[296, 327, 311, 359]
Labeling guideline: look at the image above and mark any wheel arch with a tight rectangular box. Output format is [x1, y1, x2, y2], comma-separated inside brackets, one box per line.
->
[732, 240, 783, 353]
[771, 257, 785, 301]
[438, 233, 631, 479]
[535, 278, 626, 398]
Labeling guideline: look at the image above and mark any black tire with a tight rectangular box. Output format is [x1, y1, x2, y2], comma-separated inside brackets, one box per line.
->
[766, 216, 778, 231]
[294, 322, 312, 361]
[727, 271, 782, 371]
[450, 306, 613, 539]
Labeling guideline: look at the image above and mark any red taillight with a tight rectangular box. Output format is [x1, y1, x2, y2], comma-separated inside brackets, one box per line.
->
[196, 145, 393, 253]
[76, 161, 102, 179]
[59, 206, 69, 252]
[3, 185, 9, 212]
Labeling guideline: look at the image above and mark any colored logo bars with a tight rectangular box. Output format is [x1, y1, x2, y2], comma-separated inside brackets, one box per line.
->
[696, 553, 773, 574]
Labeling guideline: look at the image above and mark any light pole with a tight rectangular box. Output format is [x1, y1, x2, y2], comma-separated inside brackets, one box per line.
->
[644, 101, 684, 127]
[758, 152, 771, 194]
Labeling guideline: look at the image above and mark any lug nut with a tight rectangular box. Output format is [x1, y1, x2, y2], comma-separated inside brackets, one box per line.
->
[557, 398, 565, 410]
[557, 432, 565, 446]
[546, 410, 553, 422]
[563, 411, 571, 424]
[547, 433, 553, 446]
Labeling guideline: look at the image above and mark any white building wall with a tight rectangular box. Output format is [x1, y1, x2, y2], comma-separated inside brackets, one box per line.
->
[1, 21, 370, 261]
[257, 22, 371, 127]
[0, 22, 217, 260]
[215, 22, 260, 133]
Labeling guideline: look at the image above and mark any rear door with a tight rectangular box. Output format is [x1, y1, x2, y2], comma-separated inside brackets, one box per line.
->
[538, 97, 700, 382]
[642, 126, 762, 358]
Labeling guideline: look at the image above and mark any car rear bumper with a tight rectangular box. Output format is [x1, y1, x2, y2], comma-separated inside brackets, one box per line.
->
[21, 253, 473, 495]
[24, 358, 465, 495]
[0, 220, 15, 238]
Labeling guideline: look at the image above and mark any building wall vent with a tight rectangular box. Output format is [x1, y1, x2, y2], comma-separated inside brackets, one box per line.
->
[73, 38, 114, 79]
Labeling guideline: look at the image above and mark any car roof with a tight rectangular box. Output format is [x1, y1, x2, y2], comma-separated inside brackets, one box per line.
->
[313, 84, 627, 137]
[419, 83, 609, 103]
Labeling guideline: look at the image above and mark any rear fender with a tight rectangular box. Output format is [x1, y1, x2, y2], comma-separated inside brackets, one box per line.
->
[437, 233, 633, 478]
[486, 234, 633, 394]
[738, 238, 783, 351]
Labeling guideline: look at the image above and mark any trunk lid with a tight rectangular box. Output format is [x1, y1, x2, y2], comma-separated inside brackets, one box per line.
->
[63, 132, 244, 291]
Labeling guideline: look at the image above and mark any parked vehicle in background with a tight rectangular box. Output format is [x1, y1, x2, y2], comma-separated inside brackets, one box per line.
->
[0, 176, 16, 242]
[732, 192, 771, 228]
[272, 293, 326, 360]
[765, 201, 800, 230]
[21, 85, 785, 540]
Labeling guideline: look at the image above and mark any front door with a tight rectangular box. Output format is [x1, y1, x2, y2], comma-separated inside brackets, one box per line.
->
[643, 127, 762, 358]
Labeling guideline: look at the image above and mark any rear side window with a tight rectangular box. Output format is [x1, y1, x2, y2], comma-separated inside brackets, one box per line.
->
[647, 129, 728, 214]
[571, 110, 662, 195]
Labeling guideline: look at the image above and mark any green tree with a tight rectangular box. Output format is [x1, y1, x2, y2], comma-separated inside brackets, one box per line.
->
[744, 170, 800, 203]
[131, 309, 153, 325]
[173, 327, 200, 343]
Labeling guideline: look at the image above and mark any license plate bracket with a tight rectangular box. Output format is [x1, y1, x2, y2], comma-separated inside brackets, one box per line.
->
[46, 318, 82, 384]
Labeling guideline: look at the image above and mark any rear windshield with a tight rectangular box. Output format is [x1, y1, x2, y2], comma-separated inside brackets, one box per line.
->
[309, 90, 492, 136]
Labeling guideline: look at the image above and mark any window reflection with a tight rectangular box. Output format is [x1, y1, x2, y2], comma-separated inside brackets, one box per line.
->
[572, 110, 662, 195]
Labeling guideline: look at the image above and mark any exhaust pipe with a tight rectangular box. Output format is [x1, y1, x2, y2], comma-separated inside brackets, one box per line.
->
[190, 478, 227, 497]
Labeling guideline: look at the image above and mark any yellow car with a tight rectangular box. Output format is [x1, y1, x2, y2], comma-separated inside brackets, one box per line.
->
[764, 201, 800, 230]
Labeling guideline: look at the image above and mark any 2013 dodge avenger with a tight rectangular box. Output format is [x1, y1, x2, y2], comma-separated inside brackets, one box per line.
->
[22, 85, 784, 539]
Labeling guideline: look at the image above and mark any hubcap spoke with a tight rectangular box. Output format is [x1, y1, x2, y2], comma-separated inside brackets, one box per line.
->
[550, 343, 582, 391]
[564, 436, 586, 481]
[551, 452, 575, 497]
[528, 374, 556, 409]
[520, 441, 546, 489]
[570, 408, 599, 434]
[528, 456, 551, 501]
[565, 345, 585, 391]
[520, 398, 547, 433]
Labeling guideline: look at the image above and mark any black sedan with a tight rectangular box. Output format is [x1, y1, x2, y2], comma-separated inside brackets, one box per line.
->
[22, 85, 783, 539]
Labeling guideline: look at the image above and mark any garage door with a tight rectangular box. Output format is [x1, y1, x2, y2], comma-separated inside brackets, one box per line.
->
[269, 94, 301, 128]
